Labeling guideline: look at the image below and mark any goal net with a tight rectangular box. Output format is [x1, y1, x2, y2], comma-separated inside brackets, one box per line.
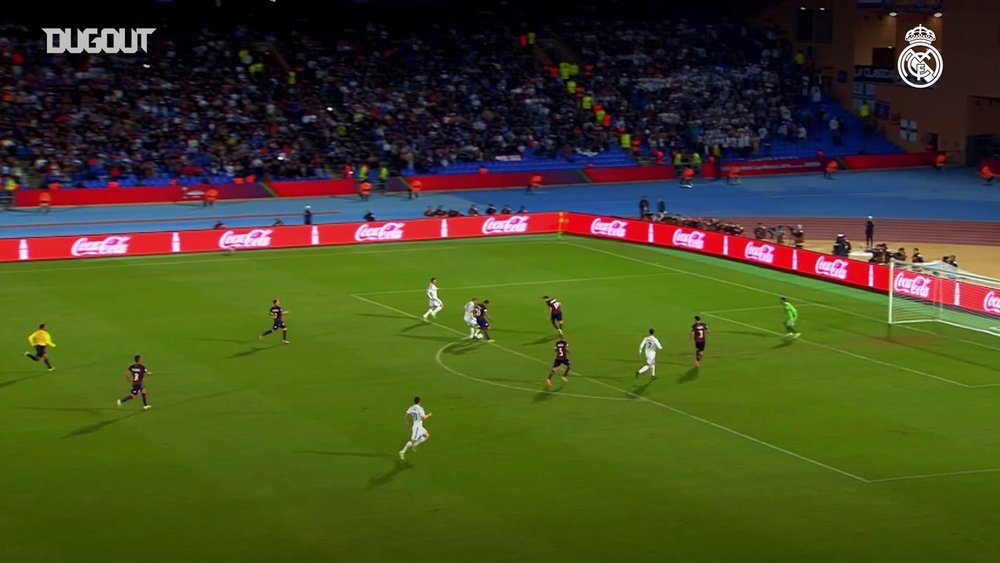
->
[889, 261, 1000, 336]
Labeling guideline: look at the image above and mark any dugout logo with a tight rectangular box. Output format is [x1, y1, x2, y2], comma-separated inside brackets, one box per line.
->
[355, 222, 405, 242]
[815, 256, 849, 280]
[43, 28, 156, 54]
[218, 229, 273, 249]
[71, 236, 131, 256]
[897, 25, 942, 89]
[590, 218, 628, 239]
[744, 241, 775, 264]
[672, 229, 706, 250]
[893, 272, 933, 299]
[984, 291, 1000, 315]
[482, 215, 529, 235]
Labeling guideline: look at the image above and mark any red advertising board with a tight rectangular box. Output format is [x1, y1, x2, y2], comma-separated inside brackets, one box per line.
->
[841, 152, 933, 170]
[2, 210, 992, 320]
[267, 179, 357, 197]
[583, 166, 675, 183]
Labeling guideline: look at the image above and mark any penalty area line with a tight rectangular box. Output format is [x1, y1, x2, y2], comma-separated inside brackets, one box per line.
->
[352, 293, 870, 483]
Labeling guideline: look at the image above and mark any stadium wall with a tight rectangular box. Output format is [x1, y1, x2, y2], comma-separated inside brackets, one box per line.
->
[2, 213, 996, 319]
[10, 156, 934, 208]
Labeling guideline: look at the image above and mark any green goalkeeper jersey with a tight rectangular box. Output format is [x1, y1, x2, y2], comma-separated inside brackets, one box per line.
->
[784, 302, 799, 320]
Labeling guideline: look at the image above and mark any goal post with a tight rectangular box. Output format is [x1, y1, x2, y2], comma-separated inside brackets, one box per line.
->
[889, 261, 1000, 336]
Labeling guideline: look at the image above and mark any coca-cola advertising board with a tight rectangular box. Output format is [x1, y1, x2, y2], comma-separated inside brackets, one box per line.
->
[180, 226, 314, 254]
[24, 232, 174, 261]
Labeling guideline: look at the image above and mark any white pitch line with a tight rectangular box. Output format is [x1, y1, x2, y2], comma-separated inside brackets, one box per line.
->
[564, 240, 1000, 354]
[703, 304, 812, 315]
[867, 467, 1000, 483]
[352, 293, 869, 483]
[356, 272, 681, 296]
[704, 311, 973, 389]
[434, 342, 632, 402]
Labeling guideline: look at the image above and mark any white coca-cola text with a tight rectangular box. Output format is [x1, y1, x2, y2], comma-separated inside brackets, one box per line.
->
[71, 236, 131, 256]
[482, 215, 530, 235]
[815, 256, 849, 280]
[218, 229, 274, 249]
[354, 222, 405, 242]
[590, 218, 628, 238]
[984, 291, 1000, 315]
[893, 272, 933, 299]
[744, 241, 775, 264]
[672, 229, 706, 250]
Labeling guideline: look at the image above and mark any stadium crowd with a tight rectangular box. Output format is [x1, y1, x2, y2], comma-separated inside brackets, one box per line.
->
[1, 14, 828, 189]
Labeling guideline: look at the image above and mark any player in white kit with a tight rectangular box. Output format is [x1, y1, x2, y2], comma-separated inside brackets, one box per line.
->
[422, 277, 443, 321]
[463, 297, 481, 339]
[636, 328, 663, 380]
[399, 396, 432, 460]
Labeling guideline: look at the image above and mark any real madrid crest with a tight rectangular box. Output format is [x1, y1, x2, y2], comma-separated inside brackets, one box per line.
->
[897, 25, 943, 89]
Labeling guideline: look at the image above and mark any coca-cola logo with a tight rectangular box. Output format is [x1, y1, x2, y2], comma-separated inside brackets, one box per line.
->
[672, 229, 706, 250]
[71, 236, 131, 257]
[218, 229, 273, 249]
[482, 215, 529, 235]
[893, 272, 933, 299]
[984, 291, 1000, 315]
[355, 222, 405, 242]
[815, 256, 849, 280]
[744, 241, 775, 264]
[590, 218, 627, 238]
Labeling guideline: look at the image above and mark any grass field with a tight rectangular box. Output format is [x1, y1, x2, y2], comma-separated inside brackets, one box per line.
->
[3, 234, 1000, 563]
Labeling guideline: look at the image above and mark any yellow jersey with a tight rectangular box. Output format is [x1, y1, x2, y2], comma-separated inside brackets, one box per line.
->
[28, 330, 56, 347]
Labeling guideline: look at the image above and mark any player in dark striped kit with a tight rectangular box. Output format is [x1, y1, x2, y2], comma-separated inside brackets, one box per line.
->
[690, 316, 709, 367]
[543, 295, 564, 335]
[546, 338, 571, 386]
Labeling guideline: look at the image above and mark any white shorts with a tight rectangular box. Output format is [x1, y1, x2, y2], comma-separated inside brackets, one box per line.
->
[645, 352, 657, 365]
[410, 423, 428, 441]
[429, 298, 443, 309]
[464, 316, 477, 327]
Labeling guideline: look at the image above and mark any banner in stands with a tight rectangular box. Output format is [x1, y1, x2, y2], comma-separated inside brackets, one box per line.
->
[13, 183, 270, 207]
[4, 211, 994, 319]
[267, 179, 357, 198]
[718, 158, 824, 176]
[841, 152, 933, 169]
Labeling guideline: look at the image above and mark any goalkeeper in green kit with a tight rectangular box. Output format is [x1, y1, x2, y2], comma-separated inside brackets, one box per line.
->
[780, 297, 801, 339]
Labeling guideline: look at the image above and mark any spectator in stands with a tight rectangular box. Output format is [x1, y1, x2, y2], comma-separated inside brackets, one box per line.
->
[303, 206, 313, 226]
[912, 248, 924, 263]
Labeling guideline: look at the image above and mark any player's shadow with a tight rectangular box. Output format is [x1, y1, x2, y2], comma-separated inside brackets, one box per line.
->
[0, 373, 45, 389]
[524, 335, 555, 346]
[62, 412, 142, 439]
[677, 367, 699, 384]
[398, 333, 458, 343]
[172, 388, 245, 406]
[193, 337, 248, 344]
[533, 386, 563, 402]
[229, 344, 280, 358]
[299, 450, 394, 459]
[442, 341, 479, 355]
[356, 312, 412, 321]
[771, 339, 796, 350]
[400, 321, 431, 333]
[368, 460, 414, 489]
[626, 379, 653, 398]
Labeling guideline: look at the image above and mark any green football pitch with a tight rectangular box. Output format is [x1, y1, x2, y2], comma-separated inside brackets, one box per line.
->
[3, 235, 1000, 563]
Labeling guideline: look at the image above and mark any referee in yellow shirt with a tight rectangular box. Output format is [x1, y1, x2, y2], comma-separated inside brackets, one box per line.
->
[26, 323, 56, 371]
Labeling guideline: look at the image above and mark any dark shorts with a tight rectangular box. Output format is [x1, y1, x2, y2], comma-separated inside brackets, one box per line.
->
[34, 345, 47, 357]
[130, 384, 144, 395]
[273, 320, 287, 330]
[552, 358, 570, 368]
[695, 341, 705, 352]
[477, 319, 490, 329]
[550, 312, 563, 322]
